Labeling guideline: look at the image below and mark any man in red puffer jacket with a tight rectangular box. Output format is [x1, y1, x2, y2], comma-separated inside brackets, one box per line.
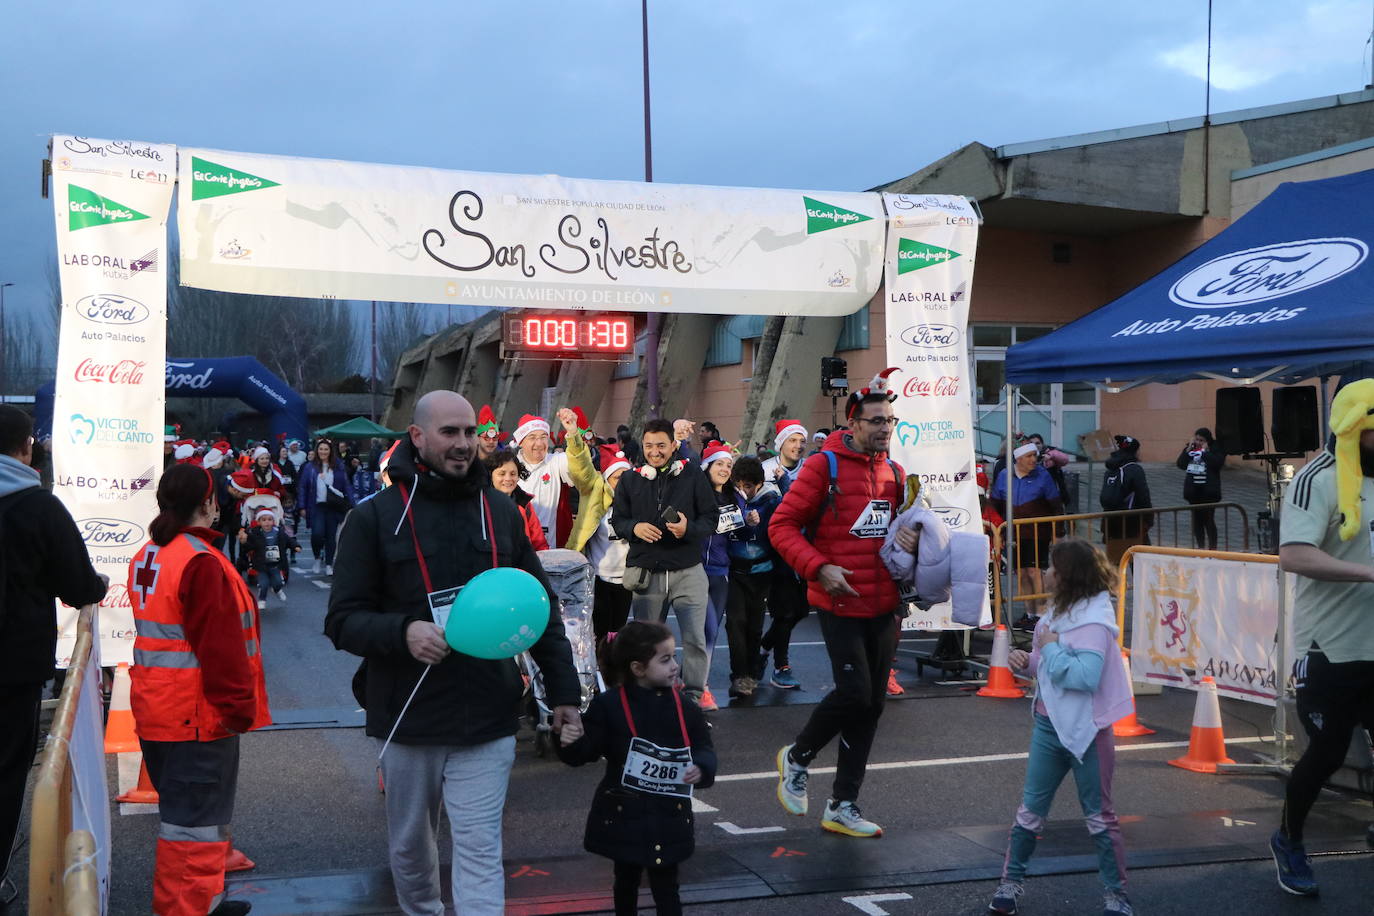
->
[769, 369, 918, 839]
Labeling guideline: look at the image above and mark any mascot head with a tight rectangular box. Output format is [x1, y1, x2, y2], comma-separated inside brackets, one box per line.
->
[1329, 378, 1374, 540]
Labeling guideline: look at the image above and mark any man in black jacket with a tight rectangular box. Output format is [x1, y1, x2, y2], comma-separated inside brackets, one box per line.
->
[325, 390, 579, 916]
[1100, 434, 1153, 565]
[0, 407, 106, 895]
[610, 418, 719, 705]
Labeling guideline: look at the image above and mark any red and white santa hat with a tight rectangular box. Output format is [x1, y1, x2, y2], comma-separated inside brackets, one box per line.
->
[252, 446, 271, 461]
[599, 443, 633, 478]
[773, 419, 807, 452]
[173, 439, 197, 462]
[702, 441, 733, 467]
[201, 446, 226, 470]
[513, 413, 550, 443]
[255, 507, 277, 521]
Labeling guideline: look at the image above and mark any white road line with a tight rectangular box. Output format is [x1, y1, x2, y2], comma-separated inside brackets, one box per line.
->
[119, 802, 158, 816]
[313, 580, 330, 590]
[713, 735, 1276, 782]
[842, 893, 914, 915]
[715, 821, 785, 835]
[690, 796, 718, 813]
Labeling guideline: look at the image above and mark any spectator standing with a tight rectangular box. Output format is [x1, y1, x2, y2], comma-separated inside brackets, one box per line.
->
[610, 418, 719, 706]
[325, 391, 579, 916]
[991, 443, 1065, 629]
[0, 407, 107, 905]
[297, 437, 354, 575]
[1099, 435, 1152, 566]
[1176, 428, 1223, 550]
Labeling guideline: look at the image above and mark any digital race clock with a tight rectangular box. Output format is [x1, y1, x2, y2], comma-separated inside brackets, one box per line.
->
[500, 313, 635, 359]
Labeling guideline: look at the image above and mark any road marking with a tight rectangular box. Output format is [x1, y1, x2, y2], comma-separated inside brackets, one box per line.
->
[713, 735, 1276, 782]
[313, 580, 330, 590]
[842, 893, 914, 915]
[690, 796, 718, 813]
[1221, 816, 1257, 827]
[716, 822, 785, 835]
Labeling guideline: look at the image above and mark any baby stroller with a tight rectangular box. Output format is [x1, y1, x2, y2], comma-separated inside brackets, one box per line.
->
[522, 548, 604, 757]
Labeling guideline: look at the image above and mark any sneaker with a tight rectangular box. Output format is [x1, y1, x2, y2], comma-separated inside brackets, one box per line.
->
[771, 666, 801, 690]
[752, 651, 769, 681]
[274, 588, 285, 604]
[1269, 829, 1318, 896]
[209, 899, 252, 915]
[257, 599, 266, 611]
[775, 744, 808, 816]
[728, 677, 753, 698]
[326, 565, 334, 576]
[886, 668, 905, 696]
[987, 880, 1023, 914]
[1013, 613, 1039, 633]
[312, 559, 322, 574]
[821, 798, 882, 837]
[699, 688, 719, 712]
[1102, 889, 1134, 915]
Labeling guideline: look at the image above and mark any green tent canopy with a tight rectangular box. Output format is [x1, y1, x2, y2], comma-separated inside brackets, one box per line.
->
[313, 417, 404, 439]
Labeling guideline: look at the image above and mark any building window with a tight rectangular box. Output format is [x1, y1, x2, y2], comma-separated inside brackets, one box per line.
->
[837, 304, 869, 351]
[613, 331, 648, 380]
[703, 315, 766, 368]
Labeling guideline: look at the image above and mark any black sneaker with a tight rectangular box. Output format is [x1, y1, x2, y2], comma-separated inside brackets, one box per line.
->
[987, 879, 1022, 913]
[210, 900, 252, 916]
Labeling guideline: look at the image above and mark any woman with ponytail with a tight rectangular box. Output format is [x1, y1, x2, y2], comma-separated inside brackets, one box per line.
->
[128, 464, 272, 916]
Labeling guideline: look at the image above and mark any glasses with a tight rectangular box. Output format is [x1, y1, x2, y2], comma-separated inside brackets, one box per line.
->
[853, 416, 899, 428]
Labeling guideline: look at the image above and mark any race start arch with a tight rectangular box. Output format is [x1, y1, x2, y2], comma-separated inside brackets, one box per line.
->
[35, 357, 308, 443]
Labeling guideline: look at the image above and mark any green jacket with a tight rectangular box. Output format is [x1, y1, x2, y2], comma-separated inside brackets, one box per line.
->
[565, 433, 615, 553]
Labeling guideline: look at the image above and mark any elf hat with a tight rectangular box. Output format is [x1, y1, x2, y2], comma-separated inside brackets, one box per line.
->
[572, 407, 594, 439]
[1331, 378, 1374, 540]
[702, 441, 733, 467]
[476, 405, 500, 440]
[513, 414, 550, 444]
[600, 444, 633, 478]
[773, 419, 808, 452]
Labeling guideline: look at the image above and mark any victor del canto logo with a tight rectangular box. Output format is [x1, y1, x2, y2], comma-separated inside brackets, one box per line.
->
[1168, 238, 1368, 308]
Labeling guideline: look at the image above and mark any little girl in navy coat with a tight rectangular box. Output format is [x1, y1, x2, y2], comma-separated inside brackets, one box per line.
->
[558, 620, 716, 915]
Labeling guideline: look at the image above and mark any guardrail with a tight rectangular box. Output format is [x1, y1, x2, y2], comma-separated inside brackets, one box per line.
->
[990, 502, 1251, 626]
[28, 604, 100, 916]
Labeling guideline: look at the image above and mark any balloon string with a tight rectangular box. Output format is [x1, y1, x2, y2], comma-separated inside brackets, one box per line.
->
[377, 665, 431, 762]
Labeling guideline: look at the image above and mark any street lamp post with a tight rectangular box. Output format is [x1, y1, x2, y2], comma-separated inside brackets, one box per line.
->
[0, 282, 13, 405]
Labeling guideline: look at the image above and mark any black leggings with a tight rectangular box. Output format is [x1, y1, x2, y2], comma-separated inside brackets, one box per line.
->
[1190, 505, 1218, 550]
[1280, 652, 1374, 842]
[613, 860, 680, 915]
[760, 570, 808, 668]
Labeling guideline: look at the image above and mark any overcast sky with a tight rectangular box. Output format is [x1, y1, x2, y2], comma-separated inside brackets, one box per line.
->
[3, 0, 1372, 359]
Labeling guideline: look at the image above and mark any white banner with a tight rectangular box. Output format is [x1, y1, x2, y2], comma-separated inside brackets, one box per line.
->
[1130, 552, 1296, 705]
[51, 135, 174, 667]
[176, 147, 884, 316]
[882, 194, 986, 630]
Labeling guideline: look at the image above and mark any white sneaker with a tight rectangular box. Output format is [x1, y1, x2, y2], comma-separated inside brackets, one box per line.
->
[326, 565, 334, 576]
[312, 559, 322, 574]
[776, 745, 808, 816]
[274, 588, 285, 604]
[821, 799, 882, 837]
[257, 599, 266, 611]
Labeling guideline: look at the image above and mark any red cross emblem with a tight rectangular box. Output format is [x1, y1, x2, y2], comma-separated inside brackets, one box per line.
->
[133, 547, 161, 603]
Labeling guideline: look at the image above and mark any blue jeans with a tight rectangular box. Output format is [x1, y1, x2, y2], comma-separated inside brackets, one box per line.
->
[704, 573, 728, 671]
[1003, 713, 1126, 892]
[256, 567, 284, 599]
[310, 505, 344, 565]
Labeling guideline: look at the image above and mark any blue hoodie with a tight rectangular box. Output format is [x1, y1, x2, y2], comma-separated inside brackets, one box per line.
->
[727, 482, 781, 575]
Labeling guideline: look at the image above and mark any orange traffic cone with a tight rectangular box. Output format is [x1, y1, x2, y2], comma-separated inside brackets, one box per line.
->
[225, 847, 256, 872]
[116, 757, 159, 804]
[1112, 649, 1155, 738]
[104, 663, 140, 754]
[978, 625, 1025, 698]
[1168, 676, 1235, 773]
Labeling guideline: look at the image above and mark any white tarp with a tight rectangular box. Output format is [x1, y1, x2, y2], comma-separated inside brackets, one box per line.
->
[882, 194, 988, 630]
[176, 148, 885, 316]
[50, 134, 174, 667]
[1130, 552, 1296, 705]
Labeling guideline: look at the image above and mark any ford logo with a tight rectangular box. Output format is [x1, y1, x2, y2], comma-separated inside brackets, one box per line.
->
[1169, 238, 1368, 309]
[899, 324, 960, 348]
[76, 293, 150, 326]
[76, 517, 145, 547]
[931, 506, 971, 529]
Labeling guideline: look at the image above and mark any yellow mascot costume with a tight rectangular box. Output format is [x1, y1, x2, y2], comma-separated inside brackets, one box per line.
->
[1328, 378, 1374, 541]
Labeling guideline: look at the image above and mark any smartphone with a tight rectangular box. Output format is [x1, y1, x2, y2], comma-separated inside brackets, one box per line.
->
[661, 505, 682, 524]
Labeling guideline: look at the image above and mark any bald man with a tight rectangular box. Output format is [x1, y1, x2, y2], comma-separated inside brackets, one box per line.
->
[326, 390, 581, 916]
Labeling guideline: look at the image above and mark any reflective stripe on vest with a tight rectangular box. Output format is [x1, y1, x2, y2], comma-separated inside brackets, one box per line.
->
[135, 618, 187, 641]
[134, 648, 200, 669]
[158, 822, 228, 843]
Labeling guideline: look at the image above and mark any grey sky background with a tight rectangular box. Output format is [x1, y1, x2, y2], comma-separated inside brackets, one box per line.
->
[3, 0, 1372, 363]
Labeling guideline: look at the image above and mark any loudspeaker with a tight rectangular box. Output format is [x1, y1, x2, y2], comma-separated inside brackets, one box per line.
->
[1215, 388, 1263, 455]
[1272, 385, 1320, 453]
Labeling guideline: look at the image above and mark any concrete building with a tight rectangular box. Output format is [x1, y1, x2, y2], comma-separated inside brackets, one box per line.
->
[385, 89, 1374, 462]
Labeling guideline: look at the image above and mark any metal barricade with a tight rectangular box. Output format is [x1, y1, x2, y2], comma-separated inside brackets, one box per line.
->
[28, 604, 100, 916]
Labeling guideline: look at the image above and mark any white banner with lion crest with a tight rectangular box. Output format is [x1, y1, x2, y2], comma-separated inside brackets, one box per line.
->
[1130, 552, 1296, 705]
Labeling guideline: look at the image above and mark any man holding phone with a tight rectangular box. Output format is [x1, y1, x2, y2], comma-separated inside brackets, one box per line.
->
[610, 418, 720, 706]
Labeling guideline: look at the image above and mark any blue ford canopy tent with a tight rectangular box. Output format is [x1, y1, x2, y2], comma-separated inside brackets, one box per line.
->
[1005, 170, 1374, 388]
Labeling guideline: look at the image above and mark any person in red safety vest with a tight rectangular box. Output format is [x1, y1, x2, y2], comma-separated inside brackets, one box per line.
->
[127, 463, 271, 916]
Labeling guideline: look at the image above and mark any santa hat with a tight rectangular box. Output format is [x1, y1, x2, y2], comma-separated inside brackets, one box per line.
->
[702, 441, 733, 467]
[213, 440, 231, 453]
[846, 368, 901, 419]
[228, 469, 257, 496]
[201, 447, 226, 470]
[571, 407, 593, 438]
[513, 414, 550, 443]
[600, 444, 633, 478]
[252, 446, 270, 461]
[773, 419, 807, 452]
[476, 405, 500, 440]
[255, 508, 277, 521]
[173, 439, 197, 463]
[976, 467, 990, 494]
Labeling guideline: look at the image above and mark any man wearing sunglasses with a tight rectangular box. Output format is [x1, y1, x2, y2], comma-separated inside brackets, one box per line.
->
[768, 369, 912, 840]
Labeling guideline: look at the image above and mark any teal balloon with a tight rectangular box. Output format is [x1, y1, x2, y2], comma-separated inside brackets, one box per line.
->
[444, 567, 549, 659]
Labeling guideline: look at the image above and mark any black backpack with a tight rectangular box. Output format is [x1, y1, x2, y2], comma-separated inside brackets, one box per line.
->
[1099, 462, 1135, 512]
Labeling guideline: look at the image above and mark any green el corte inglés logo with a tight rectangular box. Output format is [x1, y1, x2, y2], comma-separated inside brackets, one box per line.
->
[68, 185, 149, 231]
[804, 196, 872, 234]
[897, 237, 960, 274]
[191, 157, 280, 201]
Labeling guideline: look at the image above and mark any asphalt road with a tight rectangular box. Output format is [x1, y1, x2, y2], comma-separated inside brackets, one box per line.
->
[18, 553, 1370, 915]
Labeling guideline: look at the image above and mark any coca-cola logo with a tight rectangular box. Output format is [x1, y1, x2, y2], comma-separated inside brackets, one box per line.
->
[165, 361, 215, 390]
[902, 376, 960, 398]
[899, 324, 960, 349]
[76, 293, 149, 326]
[76, 517, 145, 547]
[74, 358, 146, 385]
[100, 582, 133, 609]
[931, 506, 972, 529]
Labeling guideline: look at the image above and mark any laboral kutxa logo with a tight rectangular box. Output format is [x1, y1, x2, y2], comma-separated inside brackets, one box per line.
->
[68, 185, 149, 231]
[804, 196, 872, 234]
[1168, 237, 1368, 308]
[897, 237, 960, 274]
[191, 157, 280, 201]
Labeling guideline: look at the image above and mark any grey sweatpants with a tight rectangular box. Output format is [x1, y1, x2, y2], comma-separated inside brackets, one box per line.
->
[378, 736, 516, 916]
[630, 564, 710, 700]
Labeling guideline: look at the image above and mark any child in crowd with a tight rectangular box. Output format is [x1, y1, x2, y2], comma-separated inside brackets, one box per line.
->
[238, 508, 300, 609]
[699, 442, 736, 708]
[989, 538, 1135, 916]
[558, 621, 716, 916]
[724, 456, 780, 699]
